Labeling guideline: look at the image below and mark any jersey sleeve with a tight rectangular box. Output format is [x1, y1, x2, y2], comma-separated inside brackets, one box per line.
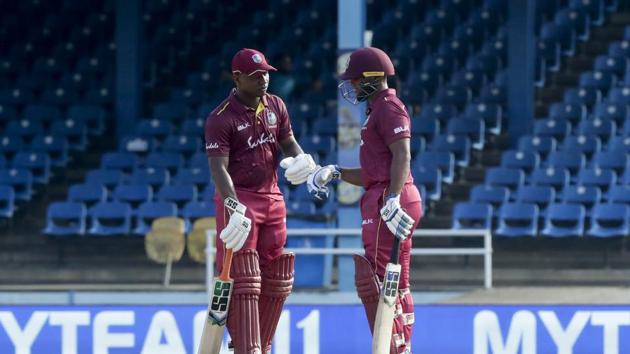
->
[204, 114, 232, 157]
[276, 98, 293, 141]
[377, 100, 412, 146]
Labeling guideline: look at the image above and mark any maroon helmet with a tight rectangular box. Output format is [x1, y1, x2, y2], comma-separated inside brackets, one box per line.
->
[340, 47, 395, 80]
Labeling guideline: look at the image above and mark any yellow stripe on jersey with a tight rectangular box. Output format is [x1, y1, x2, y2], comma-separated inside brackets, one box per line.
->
[255, 101, 265, 116]
[217, 101, 230, 115]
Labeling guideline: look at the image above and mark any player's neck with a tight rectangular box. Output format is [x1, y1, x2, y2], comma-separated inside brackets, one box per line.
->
[234, 89, 261, 109]
[367, 83, 389, 104]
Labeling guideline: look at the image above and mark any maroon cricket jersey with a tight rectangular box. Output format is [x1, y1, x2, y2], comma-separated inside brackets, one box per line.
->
[359, 88, 414, 189]
[205, 89, 293, 194]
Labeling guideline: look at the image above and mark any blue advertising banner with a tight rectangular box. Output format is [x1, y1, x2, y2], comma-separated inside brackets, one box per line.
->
[1, 304, 630, 354]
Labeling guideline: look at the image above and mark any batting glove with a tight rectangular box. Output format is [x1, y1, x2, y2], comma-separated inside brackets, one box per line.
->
[219, 197, 251, 252]
[307, 165, 341, 200]
[279, 153, 317, 185]
[380, 193, 414, 241]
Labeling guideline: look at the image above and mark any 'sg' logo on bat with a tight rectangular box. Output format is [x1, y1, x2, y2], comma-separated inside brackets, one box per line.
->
[210, 282, 232, 312]
[383, 270, 400, 299]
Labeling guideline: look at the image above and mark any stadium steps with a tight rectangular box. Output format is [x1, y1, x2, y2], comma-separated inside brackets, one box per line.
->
[536, 12, 630, 114]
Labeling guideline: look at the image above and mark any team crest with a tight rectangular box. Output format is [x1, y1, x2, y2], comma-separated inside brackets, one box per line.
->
[266, 110, 277, 127]
[252, 54, 262, 63]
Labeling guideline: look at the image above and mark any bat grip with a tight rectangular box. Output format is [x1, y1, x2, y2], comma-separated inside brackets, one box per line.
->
[389, 237, 400, 265]
[219, 249, 233, 281]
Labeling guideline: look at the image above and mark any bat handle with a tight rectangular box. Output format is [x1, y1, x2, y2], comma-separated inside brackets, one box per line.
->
[219, 249, 233, 281]
[389, 237, 401, 265]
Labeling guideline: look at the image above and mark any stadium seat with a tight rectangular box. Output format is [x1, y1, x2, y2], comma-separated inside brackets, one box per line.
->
[134, 201, 178, 235]
[518, 135, 557, 159]
[146, 152, 185, 176]
[68, 183, 107, 208]
[286, 218, 334, 288]
[587, 204, 630, 238]
[500, 150, 539, 174]
[129, 167, 170, 190]
[541, 22, 576, 56]
[464, 103, 502, 135]
[577, 167, 616, 194]
[591, 150, 627, 175]
[0, 169, 33, 201]
[579, 71, 615, 94]
[548, 102, 587, 124]
[538, 39, 561, 72]
[562, 185, 601, 215]
[113, 184, 153, 210]
[452, 202, 492, 229]
[31, 135, 69, 167]
[447, 118, 485, 150]
[546, 151, 585, 177]
[593, 102, 628, 125]
[609, 136, 630, 153]
[534, 119, 570, 141]
[6, 120, 44, 143]
[101, 152, 138, 173]
[470, 185, 510, 209]
[180, 118, 205, 137]
[484, 167, 524, 191]
[412, 166, 442, 201]
[85, 169, 124, 192]
[432, 134, 471, 167]
[608, 185, 630, 204]
[12, 152, 51, 184]
[119, 136, 155, 155]
[495, 203, 539, 237]
[161, 135, 201, 157]
[562, 135, 601, 158]
[541, 203, 585, 237]
[135, 119, 173, 141]
[554, 7, 590, 41]
[434, 86, 472, 110]
[594, 55, 627, 78]
[564, 87, 601, 109]
[515, 185, 556, 214]
[156, 184, 197, 209]
[68, 104, 106, 135]
[88, 201, 133, 236]
[44, 202, 87, 236]
[609, 87, 630, 105]
[530, 167, 570, 192]
[412, 118, 439, 142]
[417, 104, 457, 128]
[415, 151, 455, 184]
[51, 119, 88, 151]
[153, 102, 188, 122]
[0, 186, 15, 218]
[577, 119, 615, 142]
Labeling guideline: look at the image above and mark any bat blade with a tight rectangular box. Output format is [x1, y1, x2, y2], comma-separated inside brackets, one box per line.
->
[198, 250, 234, 354]
[371, 262, 402, 354]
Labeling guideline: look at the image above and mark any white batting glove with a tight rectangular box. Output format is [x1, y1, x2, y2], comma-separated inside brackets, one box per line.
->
[307, 165, 341, 200]
[380, 194, 414, 241]
[219, 197, 251, 252]
[279, 153, 317, 185]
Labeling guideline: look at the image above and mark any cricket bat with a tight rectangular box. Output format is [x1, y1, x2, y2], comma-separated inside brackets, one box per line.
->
[197, 248, 234, 354]
[372, 237, 402, 354]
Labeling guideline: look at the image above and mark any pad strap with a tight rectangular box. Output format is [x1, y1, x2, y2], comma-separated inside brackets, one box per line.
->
[227, 249, 262, 354]
[353, 254, 380, 334]
[259, 253, 295, 353]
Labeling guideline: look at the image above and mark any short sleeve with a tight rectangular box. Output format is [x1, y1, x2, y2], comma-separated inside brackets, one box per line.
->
[204, 114, 232, 157]
[377, 100, 412, 146]
[276, 98, 293, 141]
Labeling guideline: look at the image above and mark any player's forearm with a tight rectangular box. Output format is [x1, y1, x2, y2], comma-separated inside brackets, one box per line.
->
[279, 136, 304, 157]
[388, 148, 410, 196]
[209, 158, 238, 201]
[339, 167, 363, 186]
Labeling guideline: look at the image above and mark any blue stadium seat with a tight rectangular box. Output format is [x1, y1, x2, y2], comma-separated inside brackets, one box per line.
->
[541, 203, 585, 237]
[0, 168, 33, 201]
[608, 41, 630, 58]
[531, 167, 570, 192]
[518, 135, 557, 159]
[51, 118, 88, 151]
[88, 202, 133, 236]
[562, 185, 601, 216]
[438, 40, 473, 69]
[129, 167, 170, 190]
[447, 118, 485, 150]
[608, 87, 630, 105]
[0, 88, 35, 105]
[432, 134, 471, 167]
[422, 54, 455, 78]
[579, 71, 615, 94]
[434, 86, 471, 109]
[153, 102, 188, 122]
[68, 183, 107, 208]
[495, 203, 539, 237]
[569, 0, 604, 26]
[174, 167, 210, 190]
[587, 204, 630, 238]
[534, 119, 570, 141]
[500, 150, 539, 174]
[564, 87, 601, 109]
[101, 152, 138, 173]
[593, 55, 627, 77]
[68, 104, 105, 135]
[146, 152, 185, 175]
[484, 167, 524, 191]
[133, 201, 178, 235]
[23, 104, 62, 125]
[407, 70, 442, 98]
[0, 186, 15, 218]
[591, 150, 627, 174]
[450, 70, 486, 94]
[412, 118, 439, 143]
[555, 7, 590, 41]
[464, 103, 502, 135]
[577, 119, 615, 142]
[119, 136, 155, 155]
[182, 201, 216, 225]
[286, 218, 334, 288]
[515, 185, 556, 214]
[577, 168, 616, 193]
[12, 152, 50, 184]
[44, 202, 87, 236]
[593, 102, 628, 125]
[31, 135, 69, 167]
[452, 202, 492, 229]
[180, 118, 205, 137]
[549, 102, 587, 123]
[85, 169, 124, 192]
[412, 166, 442, 201]
[113, 184, 153, 210]
[562, 135, 601, 158]
[135, 119, 173, 141]
[157, 184, 197, 209]
[416, 151, 455, 184]
[608, 185, 630, 204]
[541, 22, 576, 56]
[200, 184, 216, 201]
[538, 39, 561, 72]
[418, 104, 457, 128]
[6, 120, 44, 143]
[470, 185, 509, 209]
[608, 136, 630, 153]
[546, 151, 585, 177]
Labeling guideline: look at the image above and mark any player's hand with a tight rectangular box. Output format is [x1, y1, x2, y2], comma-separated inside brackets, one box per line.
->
[380, 194, 414, 241]
[307, 165, 341, 200]
[279, 153, 317, 185]
[220, 197, 251, 252]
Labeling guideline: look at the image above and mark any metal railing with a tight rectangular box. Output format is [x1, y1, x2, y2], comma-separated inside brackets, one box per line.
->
[205, 228, 492, 293]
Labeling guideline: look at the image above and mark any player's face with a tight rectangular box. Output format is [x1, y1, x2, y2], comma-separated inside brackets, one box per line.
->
[237, 71, 270, 97]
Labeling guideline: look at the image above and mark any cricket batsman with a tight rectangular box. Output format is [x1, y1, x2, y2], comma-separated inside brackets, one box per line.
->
[307, 47, 423, 353]
[205, 48, 317, 353]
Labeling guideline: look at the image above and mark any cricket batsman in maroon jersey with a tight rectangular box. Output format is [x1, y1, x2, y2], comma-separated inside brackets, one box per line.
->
[306, 47, 422, 353]
[204, 48, 317, 354]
